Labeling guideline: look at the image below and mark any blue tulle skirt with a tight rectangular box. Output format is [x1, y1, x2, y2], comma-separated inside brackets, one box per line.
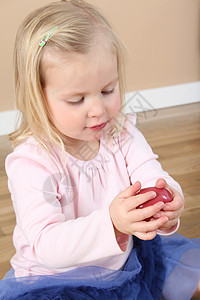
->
[0, 233, 200, 300]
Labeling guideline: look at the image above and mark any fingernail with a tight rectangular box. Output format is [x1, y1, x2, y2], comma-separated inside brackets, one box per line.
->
[162, 217, 168, 223]
[151, 192, 157, 197]
[165, 205, 170, 210]
[158, 202, 164, 209]
[154, 213, 161, 218]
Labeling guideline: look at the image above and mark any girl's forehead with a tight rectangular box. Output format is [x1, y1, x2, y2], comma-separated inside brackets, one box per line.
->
[42, 46, 118, 94]
[42, 43, 116, 68]
[42, 44, 117, 81]
[41, 29, 117, 73]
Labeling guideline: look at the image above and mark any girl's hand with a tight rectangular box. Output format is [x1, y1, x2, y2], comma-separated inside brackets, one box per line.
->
[153, 178, 184, 232]
[109, 181, 168, 241]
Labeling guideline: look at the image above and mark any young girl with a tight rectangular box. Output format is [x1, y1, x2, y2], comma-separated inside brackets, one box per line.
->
[1, 0, 200, 299]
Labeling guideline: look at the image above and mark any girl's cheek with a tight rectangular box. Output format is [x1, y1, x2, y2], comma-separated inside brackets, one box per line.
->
[113, 94, 121, 113]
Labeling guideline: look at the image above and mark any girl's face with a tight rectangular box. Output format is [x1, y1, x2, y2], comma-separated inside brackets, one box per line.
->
[43, 45, 121, 150]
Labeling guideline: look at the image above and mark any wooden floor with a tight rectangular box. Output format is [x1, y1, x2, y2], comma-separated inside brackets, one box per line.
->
[0, 103, 200, 281]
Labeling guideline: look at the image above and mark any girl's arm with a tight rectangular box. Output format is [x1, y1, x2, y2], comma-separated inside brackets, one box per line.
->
[118, 113, 184, 235]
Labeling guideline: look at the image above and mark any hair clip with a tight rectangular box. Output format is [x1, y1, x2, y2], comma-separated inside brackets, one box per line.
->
[39, 26, 58, 47]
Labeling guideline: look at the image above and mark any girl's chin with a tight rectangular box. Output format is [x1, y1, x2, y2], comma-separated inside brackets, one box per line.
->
[90, 131, 104, 141]
[62, 129, 105, 143]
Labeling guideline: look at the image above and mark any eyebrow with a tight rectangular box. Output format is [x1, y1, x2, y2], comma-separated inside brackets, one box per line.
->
[103, 77, 119, 89]
[60, 77, 119, 99]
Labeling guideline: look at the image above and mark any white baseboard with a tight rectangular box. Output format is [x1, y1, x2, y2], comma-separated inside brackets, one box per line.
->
[124, 81, 200, 114]
[0, 110, 19, 137]
[0, 81, 199, 136]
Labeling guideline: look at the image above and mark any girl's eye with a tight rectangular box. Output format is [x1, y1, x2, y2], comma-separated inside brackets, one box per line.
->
[67, 98, 84, 106]
[101, 88, 115, 96]
[66, 88, 115, 106]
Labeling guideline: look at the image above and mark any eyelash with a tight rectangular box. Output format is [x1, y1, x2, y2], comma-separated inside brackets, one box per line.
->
[101, 88, 115, 96]
[67, 98, 84, 107]
[67, 88, 115, 106]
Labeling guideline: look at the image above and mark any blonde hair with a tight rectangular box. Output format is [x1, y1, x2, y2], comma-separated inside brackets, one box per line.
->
[10, 0, 127, 151]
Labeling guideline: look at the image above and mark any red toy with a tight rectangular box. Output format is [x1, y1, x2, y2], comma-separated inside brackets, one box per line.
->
[137, 187, 173, 220]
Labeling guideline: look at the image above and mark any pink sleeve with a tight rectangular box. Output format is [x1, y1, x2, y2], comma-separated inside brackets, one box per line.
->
[6, 143, 126, 269]
[119, 114, 183, 193]
[118, 114, 183, 236]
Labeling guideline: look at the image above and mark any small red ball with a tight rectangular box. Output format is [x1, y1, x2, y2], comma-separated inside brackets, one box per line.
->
[136, 187, 173, 221]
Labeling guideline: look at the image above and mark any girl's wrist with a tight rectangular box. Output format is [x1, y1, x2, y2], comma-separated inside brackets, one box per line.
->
[157, 218, 180, 236]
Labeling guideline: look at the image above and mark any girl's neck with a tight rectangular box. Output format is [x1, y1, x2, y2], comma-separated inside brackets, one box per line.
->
[64, 139, 100, 161]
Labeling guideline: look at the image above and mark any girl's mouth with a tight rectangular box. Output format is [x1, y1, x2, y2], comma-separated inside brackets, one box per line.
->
[88, 122, 107, 130]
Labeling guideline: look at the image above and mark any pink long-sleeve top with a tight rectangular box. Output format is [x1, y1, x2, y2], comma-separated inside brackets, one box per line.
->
[6, 114, 182, 277]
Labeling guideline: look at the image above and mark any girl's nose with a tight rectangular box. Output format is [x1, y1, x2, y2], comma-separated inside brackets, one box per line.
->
[87, 96, 105, 118]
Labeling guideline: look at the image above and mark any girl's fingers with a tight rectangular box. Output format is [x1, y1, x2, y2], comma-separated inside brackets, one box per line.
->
[134, 231, 158, 241]
[127, 200, 166, 222]
[155, 178, 175, 196]
[133, 217, 168, 240]
[157, 218, 179, 230]
[155, 178, 168, 189]
[154, 208, 181, 220]
[155, 179, 184, 212]
[118, 182, 141, 199]
[130, 216, 168, 233]
[125, 191, 157, 211]
[130, 181, 142, 196]
[163, 194, 184, 211]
